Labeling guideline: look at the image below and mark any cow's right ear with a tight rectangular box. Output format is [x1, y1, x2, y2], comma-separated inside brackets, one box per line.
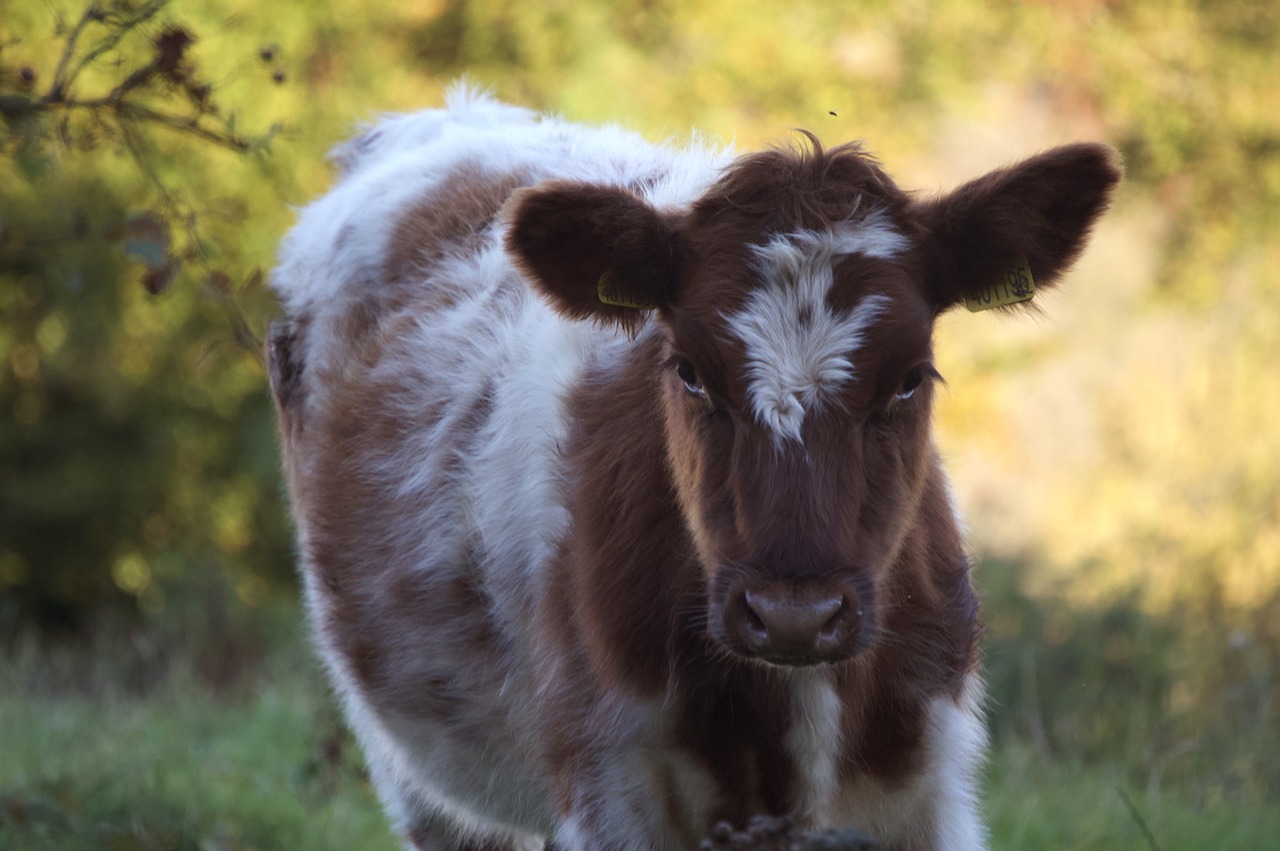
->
[503, 181, 676, 332]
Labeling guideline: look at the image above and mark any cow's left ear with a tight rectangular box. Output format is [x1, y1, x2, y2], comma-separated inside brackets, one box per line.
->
[914, 143, 1122, 313]
[503, 181, 676, 333]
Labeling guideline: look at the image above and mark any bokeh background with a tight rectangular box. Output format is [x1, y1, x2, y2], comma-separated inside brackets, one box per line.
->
[2, 0, 1277, 848]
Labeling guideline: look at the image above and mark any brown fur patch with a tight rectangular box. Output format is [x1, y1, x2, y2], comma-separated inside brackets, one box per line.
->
[385, 165, 534, 313]
[689, 134, 914, 239]
[266, 319, 304, 413]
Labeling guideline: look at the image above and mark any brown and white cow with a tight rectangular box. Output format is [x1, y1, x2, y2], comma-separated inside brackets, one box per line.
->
[268, 88, 1120, 850]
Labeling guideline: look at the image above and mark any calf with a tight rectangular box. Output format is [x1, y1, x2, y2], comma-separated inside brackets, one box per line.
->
[268, 89, 1119, 850]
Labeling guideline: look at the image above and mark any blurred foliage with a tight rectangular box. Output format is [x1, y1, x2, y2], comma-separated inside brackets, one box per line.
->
[982, 556, 1279, 811]
[1, 0, 1277, 822]
[1, 0, 291, 636]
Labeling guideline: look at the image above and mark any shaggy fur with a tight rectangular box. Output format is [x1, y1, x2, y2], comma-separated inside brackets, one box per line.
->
[269, 87, 1120, 850]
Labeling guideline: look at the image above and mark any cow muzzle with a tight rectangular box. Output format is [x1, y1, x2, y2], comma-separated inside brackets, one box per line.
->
[720, 578, 868, 665]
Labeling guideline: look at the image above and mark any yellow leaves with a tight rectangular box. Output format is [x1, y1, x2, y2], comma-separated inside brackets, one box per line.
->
[1224, 527, 1280, 612]
[35, 314, 67, 354]
[7, 330, 51, 422]
[932, 174, 1277, 626]
[112, 553, 152, 596]
[9, 344, 40, 381]
[117, 339, 154, 384]
[213, 480, 255, 556]
[402, 0, 450, 23]
[944, 265, 1280, 622]
[831, 30, 903, 84]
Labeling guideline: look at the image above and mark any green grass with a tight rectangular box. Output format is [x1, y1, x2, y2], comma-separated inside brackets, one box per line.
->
[0, 625, 398, 851]
[985, 740, 1280, 850]
[2, 619, 1277, 851]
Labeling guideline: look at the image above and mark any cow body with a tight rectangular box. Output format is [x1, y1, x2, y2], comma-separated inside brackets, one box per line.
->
[270, 89, 1119, 850]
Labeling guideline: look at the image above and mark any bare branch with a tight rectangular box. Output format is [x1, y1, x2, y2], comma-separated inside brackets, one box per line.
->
[115, 100, 256, 152]
[62, 0, 169, 96]
[48, 3, 101, 101]
[9, 0, 278, 366]
[3, 95, 265, 153]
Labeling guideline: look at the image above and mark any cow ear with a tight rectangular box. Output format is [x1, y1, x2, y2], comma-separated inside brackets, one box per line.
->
[915, 143, 1122, 313]
[503, 181, 676, 332]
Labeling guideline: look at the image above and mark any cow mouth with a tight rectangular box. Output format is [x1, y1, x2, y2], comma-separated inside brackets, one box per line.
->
[713, 621, 876, 667]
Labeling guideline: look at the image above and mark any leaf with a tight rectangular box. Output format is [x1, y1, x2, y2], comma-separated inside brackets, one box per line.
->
[141, 259, 180, 295]
[14, 146, 49, 180]
[121, 212, 170, 270]
[206, 271, 232, 293]
[154, 26, 195, 77]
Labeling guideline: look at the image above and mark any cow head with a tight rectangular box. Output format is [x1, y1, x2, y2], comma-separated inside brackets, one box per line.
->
[506, 138, 1120, 667]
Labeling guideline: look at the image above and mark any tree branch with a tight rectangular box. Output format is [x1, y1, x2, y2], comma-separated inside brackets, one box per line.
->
[48, 4, 101, 101]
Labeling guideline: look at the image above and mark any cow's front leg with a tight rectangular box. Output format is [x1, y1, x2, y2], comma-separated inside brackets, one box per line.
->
[549, 745, 720, 851]
[551, 763, 674, 851]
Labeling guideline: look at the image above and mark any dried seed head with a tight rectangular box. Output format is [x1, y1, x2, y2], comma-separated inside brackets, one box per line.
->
[154, 26, 194, 77]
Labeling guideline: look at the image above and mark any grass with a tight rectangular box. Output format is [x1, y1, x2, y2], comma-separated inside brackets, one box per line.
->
[0, 614, 399, 851]
[2, 608, 1276, 851]
[984, 739, 1280, 850]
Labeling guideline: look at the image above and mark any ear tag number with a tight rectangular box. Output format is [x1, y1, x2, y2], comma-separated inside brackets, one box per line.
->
[965, 257, 1036, 312]
[597, 271, 659, 310]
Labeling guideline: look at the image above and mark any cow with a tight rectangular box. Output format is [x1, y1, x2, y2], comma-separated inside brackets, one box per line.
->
[267, 88, 1120, 850]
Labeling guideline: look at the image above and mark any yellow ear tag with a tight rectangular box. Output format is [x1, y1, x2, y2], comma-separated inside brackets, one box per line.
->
[965, 257, 1036, 312]
[597, 271, 659, 310]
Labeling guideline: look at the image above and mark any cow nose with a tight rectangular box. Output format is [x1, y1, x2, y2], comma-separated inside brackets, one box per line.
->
[726, 582, 863, 665]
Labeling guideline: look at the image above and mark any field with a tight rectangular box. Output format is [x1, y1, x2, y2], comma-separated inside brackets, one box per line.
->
[4, 602, 1277, 850]
[2, 0, 1278, 848]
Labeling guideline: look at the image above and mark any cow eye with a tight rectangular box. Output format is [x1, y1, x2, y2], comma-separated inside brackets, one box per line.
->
[896, 368, 924, 401]
[675, 358, 704, 396]
[894, 364, 941, 403]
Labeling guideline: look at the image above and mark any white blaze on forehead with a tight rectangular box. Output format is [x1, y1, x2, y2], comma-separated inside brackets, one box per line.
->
[726, 211, 907, 443]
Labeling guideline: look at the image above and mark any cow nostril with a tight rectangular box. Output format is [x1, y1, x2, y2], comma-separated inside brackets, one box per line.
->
[740, 592, 770, 648]
[818, 603, 845, 640]
[727, 583, 865, 664]
[745, 589, 842, 643]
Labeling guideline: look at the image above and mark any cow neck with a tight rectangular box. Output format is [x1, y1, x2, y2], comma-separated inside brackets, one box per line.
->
[557, 330, 701, 698]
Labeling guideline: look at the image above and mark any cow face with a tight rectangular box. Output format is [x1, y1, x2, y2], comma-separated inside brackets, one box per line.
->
[506, 138, 1120, 666]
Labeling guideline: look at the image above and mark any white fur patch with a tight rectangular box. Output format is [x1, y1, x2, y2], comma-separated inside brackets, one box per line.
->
[829, 672, 988, 850]
[726, 213, 906, 443]
[272, 83, 730, 396]
[785, 670, 843, 824]
[924, 674, 989, 850]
